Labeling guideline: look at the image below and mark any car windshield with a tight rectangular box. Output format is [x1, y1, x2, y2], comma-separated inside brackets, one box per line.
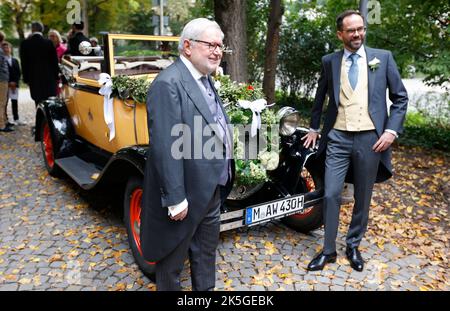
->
[62, 35, 180, 83]
[111, 38, 178, 77]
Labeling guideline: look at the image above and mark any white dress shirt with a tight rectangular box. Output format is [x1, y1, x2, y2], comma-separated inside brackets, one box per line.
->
[180, 54, 210, 94]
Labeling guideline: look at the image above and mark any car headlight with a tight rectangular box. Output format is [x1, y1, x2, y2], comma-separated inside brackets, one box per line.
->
[277, 106, 300, 136]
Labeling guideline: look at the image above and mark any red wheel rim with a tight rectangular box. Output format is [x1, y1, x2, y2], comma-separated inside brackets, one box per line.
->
[291, 168, 316, 219]
[43, 123, 55, 168]
[129, 188, 156, 265]
[130, 188, 143, 255]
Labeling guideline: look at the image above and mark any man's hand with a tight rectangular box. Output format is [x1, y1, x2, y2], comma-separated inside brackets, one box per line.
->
[301, 131, 320, 149]
[170, 206, 188, 221]
[373, 132, 396, 152]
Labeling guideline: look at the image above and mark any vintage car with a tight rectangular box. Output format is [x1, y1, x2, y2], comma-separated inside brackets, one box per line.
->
[35, 34, 324, 279]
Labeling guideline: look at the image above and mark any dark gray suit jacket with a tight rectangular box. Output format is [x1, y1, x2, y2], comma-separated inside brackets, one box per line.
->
[141, 58, 234, 262]
[310, 47, 408, 183]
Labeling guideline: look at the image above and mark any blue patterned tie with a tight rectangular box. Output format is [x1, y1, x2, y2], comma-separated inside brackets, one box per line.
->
[348, 53, 359, 90]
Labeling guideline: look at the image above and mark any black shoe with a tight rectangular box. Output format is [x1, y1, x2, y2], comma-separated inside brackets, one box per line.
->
[307, 251, 337, 271]
[0, 127, 14, 132]
[346, 246, 364, 272]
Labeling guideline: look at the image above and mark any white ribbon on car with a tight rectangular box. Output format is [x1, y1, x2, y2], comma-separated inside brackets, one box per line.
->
[237, 99, 273, 137]
[98, 73, 115, 141]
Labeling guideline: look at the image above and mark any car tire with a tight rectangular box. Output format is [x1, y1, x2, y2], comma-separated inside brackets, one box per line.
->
[123, 175, 156, 282]
[40, 118, 62, 177]
[281, 166, 324, 233]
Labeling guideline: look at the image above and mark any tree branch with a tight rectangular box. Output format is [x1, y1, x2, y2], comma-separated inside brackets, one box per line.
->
[372, 34, 432, 60]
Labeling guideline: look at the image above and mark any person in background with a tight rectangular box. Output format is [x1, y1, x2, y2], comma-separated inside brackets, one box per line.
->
[0, 31, 12, 132]
[2, 41, 25, 126]
[66, 22, 93, 56]
[19, 22, 59, 108]
[89, 37, 103, 56]
[48, 29, 66, 95]
[48, 29, 67, 62]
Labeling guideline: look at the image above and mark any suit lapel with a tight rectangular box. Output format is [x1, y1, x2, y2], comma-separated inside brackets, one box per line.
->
[365, 47, 376, 106]
[332, 50, 344, 107]
[174, 59, 216, 126]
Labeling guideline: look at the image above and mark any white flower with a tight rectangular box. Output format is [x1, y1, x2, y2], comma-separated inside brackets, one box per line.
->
[249, 162, 267, 180]
[259, 151, 280, 171]
[214, 80, 221, 90]
[368, 57, 381, 71]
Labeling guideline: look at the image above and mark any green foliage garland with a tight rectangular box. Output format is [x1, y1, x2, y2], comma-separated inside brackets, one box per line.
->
[111, 75, 150, 104]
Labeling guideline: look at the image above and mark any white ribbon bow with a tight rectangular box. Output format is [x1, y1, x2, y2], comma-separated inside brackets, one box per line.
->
[98, 73, 115, 141]
[237, 99, 273, 137]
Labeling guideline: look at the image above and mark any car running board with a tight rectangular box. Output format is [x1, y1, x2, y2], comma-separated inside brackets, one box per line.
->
[55, 156, 101, 189]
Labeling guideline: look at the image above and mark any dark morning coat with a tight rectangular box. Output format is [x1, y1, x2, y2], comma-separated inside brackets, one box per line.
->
[19, 33, 59, 103]
[141, 58, 234, 262]
[310, 47, 408, 183]
[67, 31, 94, 56]
[7, 57, 21, 86]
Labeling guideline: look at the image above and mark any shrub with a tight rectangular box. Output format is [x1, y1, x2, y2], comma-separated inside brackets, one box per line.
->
[399, 92, 450, 151]
[399, 112, 450, 151]
[274, 91, 314, 126]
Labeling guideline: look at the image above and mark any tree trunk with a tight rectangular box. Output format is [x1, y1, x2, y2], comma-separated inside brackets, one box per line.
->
[214, 0, 248, 82]
[83, 0, 89, 37]
[262, 0, 284, 105]
[15, 13, 25, 40]
[13, 0, 33, 40]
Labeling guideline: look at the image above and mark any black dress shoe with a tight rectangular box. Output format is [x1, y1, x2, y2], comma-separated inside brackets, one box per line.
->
[346, 247, 364, 272]
[0, 127, 14, 132]
[307, 251, 337, 271]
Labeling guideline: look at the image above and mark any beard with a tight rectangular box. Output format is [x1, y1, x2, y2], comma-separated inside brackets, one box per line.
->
[350, 34, 364, 48]
[345, 36, 364, 52]
[351, 39, 362, 49]
[200, 59, 221, 75]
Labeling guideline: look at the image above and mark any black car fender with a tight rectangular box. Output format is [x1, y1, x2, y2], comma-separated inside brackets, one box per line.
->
[35, 97, 76, 158]
[94, 146, 148, 187]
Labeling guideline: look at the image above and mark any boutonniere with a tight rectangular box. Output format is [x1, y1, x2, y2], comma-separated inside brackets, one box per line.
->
[213, 66, 224, 90]
[368, 57, 380, 71]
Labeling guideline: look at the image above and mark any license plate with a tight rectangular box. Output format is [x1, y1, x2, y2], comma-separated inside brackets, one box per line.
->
[245, 194, 305, 225]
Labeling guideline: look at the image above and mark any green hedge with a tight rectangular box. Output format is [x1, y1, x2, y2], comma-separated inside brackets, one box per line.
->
[274, 91, 314, 126]
[398, 112, 450, 152]
[275, 91, 314, 116]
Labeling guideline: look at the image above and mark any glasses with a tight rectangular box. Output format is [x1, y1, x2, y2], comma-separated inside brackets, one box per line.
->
[343, 26, 366, 35]
[190, 39, 226, 53]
